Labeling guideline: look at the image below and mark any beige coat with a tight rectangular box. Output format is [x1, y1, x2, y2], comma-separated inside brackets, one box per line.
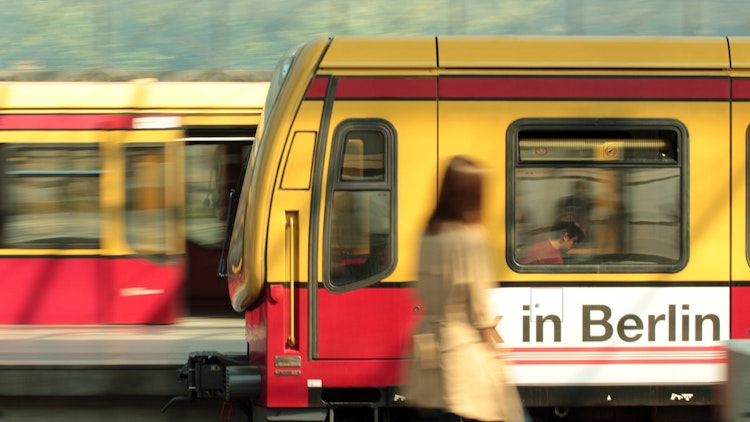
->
[404, 223, 523, 422]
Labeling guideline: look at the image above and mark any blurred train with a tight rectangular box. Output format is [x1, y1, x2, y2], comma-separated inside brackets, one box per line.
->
[0, 80, 269, 324]
[181, 35, 750, 421]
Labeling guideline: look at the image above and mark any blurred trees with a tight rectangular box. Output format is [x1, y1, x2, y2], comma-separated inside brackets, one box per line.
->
[0, 0, 749, 75]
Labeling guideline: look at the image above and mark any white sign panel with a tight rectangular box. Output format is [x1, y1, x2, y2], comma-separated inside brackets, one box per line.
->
[490, 287, 728, 385]
[132, 116, 181, 129]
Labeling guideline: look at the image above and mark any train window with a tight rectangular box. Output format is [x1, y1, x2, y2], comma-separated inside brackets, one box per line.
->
[1, 144, 101, 249]
[508, 119, 688, 273]
[125, 145, 170, 254]
[184, 127, 255, 249]
[325, 120, 396, 291]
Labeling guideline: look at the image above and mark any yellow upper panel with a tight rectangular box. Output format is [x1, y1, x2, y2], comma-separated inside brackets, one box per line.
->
[437, 36, 729, 69]
[0, 81, 269, 110]
[131, 82, 269, 109]
[319, 37, 437, 69]
[729, 37, 750, 69]
[319, 36, 730, 71]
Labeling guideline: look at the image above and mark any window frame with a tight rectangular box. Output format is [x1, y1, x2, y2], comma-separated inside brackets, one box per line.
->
[506, 118, 689, 273]
[323, 118, 397, 292]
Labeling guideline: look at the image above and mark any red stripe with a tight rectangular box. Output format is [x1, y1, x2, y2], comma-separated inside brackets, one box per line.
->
[0, 114, 136, 130]
[507, 345, 725, 365]
[512, 358, 726, 365]
[732, 78, 750, 100]
[509, 345, 725, 353]
[335, 77, 437, 99]
[305, 77, 329, 99]
[439, 77, 730, 100]
[732, 286, 750, 338]
[0, 256, 184, 324]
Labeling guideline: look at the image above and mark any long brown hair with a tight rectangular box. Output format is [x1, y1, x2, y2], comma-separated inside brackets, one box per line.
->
[426, 156, 486, 234]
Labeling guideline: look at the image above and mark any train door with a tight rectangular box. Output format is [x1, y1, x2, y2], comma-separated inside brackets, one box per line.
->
[730, 39, 750, 340]
[183, 127, 256, 313]
[309, 75, 438, 361]
[109, 115, 186, 323]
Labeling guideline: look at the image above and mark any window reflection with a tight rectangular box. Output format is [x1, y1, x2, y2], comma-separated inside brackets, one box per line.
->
[328, 126, 394, 288]
[511, 123, 685, 270]
[330, 190, 391, 283]
[515, 168, 681, 264]
[340, 134, 385, 182]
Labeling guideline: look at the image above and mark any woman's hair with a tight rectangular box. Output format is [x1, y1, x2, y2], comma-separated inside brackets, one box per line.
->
[426, 156, 486, 234]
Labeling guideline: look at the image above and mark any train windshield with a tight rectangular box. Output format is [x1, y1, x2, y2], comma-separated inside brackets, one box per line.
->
[224, 43, 303, 279]
[262, 42, 303, 128]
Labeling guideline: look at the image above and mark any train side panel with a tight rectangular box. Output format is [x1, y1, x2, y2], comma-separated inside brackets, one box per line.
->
[439, 85, 730, 389]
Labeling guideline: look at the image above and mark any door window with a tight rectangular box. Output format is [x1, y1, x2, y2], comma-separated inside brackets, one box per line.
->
[325, 120, 396, 290]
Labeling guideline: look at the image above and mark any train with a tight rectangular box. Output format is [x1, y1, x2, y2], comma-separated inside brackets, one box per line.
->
[178, 34, 750, 421]
[0, 79, 269, 324]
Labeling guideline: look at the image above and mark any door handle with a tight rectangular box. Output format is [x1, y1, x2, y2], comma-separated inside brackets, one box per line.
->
[285, 211, 298, 348]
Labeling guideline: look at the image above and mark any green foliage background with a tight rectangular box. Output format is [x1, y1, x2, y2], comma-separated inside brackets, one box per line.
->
[1, 0, 749, 77]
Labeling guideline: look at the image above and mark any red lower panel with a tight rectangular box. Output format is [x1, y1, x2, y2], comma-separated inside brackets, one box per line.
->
[259, 285, 420, 408]
[108, 257, 185, 324]
[316, 287, 420, 359]
[0, 256, 185, 324]
[731, 285, 750, 339]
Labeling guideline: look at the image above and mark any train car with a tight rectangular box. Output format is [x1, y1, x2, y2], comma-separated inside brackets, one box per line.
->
[0, 80, 269, 324]
[180, 36, 750, 421]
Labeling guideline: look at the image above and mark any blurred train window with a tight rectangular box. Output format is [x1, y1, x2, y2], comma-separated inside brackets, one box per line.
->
[325, 120, 396, 291]
[184, 127, 255, 249]
[1, 144, 101, 249]
[125, 145, 169, 254]
[508, 119, 688, 272]
[747, 125, 750, 266]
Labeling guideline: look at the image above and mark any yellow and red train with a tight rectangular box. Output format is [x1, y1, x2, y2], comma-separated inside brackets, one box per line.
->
[0, 80, 268, 324]
[179, 36, 750, 421]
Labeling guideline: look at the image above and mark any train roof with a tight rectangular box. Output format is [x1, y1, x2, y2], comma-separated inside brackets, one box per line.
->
[319, 36, 750, 70]
[729, 38, 750, 69]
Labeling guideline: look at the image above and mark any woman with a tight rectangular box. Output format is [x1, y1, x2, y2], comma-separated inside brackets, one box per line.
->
[405, 156, 523, 422]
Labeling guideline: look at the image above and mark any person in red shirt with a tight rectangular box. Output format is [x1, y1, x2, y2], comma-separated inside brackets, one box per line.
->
[518, 218, 586, 265]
